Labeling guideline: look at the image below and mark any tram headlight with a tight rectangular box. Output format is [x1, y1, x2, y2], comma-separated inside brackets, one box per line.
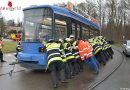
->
[39, 46, 46, 53]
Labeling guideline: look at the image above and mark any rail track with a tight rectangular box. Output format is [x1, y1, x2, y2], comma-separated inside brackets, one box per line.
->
[87, 48, 125, 90]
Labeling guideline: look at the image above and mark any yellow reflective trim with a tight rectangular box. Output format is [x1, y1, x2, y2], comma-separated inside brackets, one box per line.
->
[75, 55, 80, 59]
[48, 57, 63, 65]
[66, 56, 74, 60]
[47, 43, 60, 49]
[62, 58, 67, 62]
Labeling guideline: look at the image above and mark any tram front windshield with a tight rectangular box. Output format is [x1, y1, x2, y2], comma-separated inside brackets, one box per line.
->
[22, 8, 52, 43]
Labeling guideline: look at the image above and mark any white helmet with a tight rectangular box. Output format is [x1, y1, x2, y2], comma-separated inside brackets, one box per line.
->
[88, 39, 93, 42]
[59, 39, 63, 43]
[65, 38, 70, 42]
[69, 34, 75, 38]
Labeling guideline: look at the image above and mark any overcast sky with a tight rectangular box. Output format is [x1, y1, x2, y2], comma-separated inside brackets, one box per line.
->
[0, 0, 84, 22]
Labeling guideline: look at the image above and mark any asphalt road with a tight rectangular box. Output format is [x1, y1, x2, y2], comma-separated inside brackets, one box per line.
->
[0, 48, 123, 90]
[93, 51, 130, 90]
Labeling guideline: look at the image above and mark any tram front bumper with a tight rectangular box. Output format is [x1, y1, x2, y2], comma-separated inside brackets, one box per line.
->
[17, 53, 48, 68]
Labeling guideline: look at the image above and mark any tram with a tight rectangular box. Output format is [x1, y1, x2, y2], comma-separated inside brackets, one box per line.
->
[17, 4, 100, 69]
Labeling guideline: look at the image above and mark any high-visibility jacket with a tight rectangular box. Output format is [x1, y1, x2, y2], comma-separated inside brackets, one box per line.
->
[58, 43, 66, 62]
[71, 40, 80, 59]
[0, 41, 3, 49]
[91, 39, 102, 55]
[11, 34, 16, 39]
[78, 40, 86, 61]
[84, 41, 93, 59]
[63, 42, 75, 61]
[16, 45, 22, 52]
[46, 42, 63, 66]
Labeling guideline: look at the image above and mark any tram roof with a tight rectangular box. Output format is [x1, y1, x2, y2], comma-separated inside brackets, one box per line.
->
[23, 5, 100, 30]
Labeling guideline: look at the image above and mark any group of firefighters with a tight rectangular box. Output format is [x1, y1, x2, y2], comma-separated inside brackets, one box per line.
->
[45, 35, 114, 88]
[2, 34, 114, 88]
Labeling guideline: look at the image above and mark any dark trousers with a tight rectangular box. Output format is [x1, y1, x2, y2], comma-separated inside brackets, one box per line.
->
[49, 61, 65, 85]
[64, 62, 71, 79]
[106, 49, 113, 59]
[102, 50, 109, 61]
[109, 47, 114, 54]
[76, 58, 84, 71]
[71, 58, 80, 75]
[95, 51, 107, 65]
[0, 49, 3, 62]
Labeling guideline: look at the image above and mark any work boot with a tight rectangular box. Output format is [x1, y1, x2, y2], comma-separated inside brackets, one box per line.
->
[61, 80, 68, 83]
[1, 60, 6, 62]
[53, 84, 58, 88]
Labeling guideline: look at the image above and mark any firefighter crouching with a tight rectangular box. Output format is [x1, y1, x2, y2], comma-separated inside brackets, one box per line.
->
[78, 39, 99, 74]
[89, 36, 114, 66]
[63, 38, 76, 78]
[46, 39, 67, 88]
[69, 35, 83, 75]
[89, 38, 107, 65]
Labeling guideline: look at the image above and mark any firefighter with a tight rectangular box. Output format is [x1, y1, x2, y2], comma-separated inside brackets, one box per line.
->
[84, 39, 99, 74]
[0, 36, 5, 62]
[89, 38, 107, 65]
[46, 39, 67, 88]
[15, 41, 22, 58]
[98, 36, 113, 60]
[58, 39, 71, 79]
[78, 38, 99, 74]
[63, 38, 75, 78]
[69, 35, 81, 75]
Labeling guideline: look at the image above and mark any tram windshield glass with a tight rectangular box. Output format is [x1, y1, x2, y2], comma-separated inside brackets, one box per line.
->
[127, 41, 130, 46]
[22, 8, 52, 42]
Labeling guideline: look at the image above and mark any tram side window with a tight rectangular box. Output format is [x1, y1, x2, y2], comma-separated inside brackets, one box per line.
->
[77, 25, 80, 39]
[82, 26, 89, 39]
[90, 29, 94, 38]
[89, 29, 99, 38]
[72, 23, 80, 39]
[72, 23, 75, 36]
[94, 30, 99, 36]
[55, 19, 67, 39]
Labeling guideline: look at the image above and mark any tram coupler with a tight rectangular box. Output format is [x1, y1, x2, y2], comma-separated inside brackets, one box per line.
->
[9, 62, 22, 76]
[9, 61, 21, 65]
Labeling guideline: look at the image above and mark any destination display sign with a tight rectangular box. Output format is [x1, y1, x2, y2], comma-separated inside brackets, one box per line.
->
[67, 2, 98, 25]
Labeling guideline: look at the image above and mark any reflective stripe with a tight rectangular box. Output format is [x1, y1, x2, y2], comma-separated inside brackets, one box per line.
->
[48, 57, 63, 65]
[76, 46, 78, 48]
[47, 48, 59, 52]
[87, 52, 92, 56]
[79, 50, 84, 52]
[66, 53, 72, 56]
[83, 47, 88, 50]
[61, 55, 66, 57]
[59, 49, 64, 52]
[84, 54, 87, 56]
[68, 47, 71, 49]
[73, 52, 79, 55]
[88, 45, 91, 48]
[48, 53, 61, 59]
[81, 56, 84, 59]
